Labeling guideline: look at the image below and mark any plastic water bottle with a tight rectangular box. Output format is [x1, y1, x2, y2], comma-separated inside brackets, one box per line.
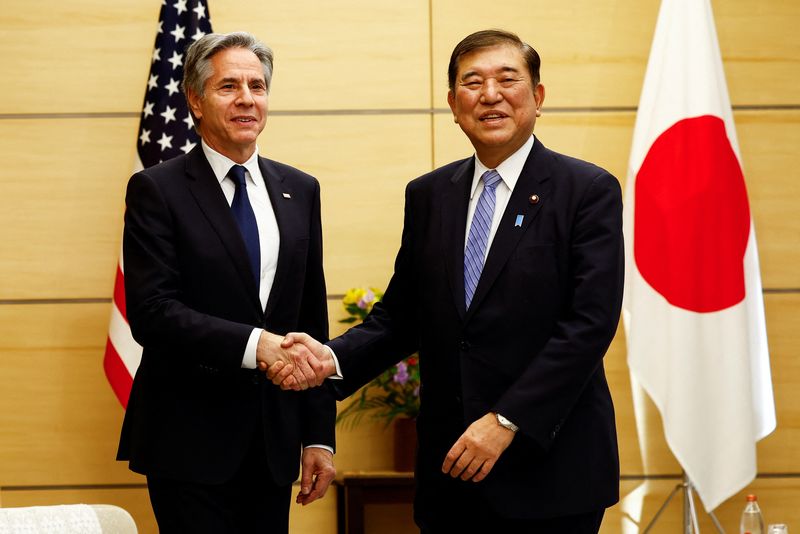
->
[741, 494, 765, 534]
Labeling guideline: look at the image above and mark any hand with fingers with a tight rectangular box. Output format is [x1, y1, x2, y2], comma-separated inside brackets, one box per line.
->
[262, 332, 337, 390]
[296, 447, 336, 506]
[255, 331, 325, 390]
[441, 412, 516, 483]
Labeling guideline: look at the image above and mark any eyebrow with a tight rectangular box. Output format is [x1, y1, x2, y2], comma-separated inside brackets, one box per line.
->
[216, 76, 266, 85]
[460, 66, 522, 80]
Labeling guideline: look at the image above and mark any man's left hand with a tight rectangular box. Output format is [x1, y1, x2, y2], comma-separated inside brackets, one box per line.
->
[296, 447, 336, 506]
[441, 412, 515, 482]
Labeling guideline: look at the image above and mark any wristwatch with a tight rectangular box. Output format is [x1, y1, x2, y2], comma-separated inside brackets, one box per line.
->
[495, 413, 519, 433]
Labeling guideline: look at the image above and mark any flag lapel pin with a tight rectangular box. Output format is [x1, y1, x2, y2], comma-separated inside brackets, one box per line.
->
[282, 193, 292, 199]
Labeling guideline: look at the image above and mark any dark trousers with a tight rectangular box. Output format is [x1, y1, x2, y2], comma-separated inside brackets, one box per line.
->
[415, 467, 605, 534]
[146, 431, 291, 534]
[419, 508, 605, 534]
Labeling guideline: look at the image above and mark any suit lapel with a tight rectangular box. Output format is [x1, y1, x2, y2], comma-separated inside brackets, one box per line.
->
[258, 157, 292, 319]
[441, 158, 475, 320]
[183, 146, 262, 314]
[465, 138, 552, 321]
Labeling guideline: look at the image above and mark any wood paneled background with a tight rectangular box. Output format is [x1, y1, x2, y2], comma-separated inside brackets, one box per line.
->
[0, 0, 797, 532]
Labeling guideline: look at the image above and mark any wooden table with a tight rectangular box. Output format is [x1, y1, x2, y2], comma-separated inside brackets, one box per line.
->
[335, 471, 415, 534]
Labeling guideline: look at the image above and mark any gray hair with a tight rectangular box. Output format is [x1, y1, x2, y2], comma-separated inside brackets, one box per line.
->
[182, 32, 274, 124]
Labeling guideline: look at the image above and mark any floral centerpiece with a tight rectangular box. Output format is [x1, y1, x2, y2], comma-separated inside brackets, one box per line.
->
[335, 287, 420, 428]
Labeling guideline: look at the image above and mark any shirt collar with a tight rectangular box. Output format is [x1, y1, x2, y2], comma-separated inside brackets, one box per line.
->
[201, 140, 262, 186]
[470, 135, 535, 199]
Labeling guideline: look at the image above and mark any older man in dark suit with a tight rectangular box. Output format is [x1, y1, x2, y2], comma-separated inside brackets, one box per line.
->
[117, 31, 335, 534]
[273, 29, 624, 533]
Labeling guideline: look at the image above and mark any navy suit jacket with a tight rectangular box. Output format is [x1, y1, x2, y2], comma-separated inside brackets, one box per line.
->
[328, 137, 623, 518]
[117, 146, 335, 486]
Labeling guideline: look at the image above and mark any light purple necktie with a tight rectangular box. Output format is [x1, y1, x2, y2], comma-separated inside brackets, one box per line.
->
[464, 170, 502, 308]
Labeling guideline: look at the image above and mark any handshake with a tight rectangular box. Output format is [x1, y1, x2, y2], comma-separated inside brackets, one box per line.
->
[255, 331, 336, 391]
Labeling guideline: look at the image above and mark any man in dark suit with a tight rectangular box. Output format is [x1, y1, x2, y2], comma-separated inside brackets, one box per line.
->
[117, 32, 335, 534]
[273, 29, 624, 533]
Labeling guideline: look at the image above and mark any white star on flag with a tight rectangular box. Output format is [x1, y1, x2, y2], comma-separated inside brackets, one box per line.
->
[181, 140, 197, 153]
[157, 132, 173, 151]
[143, 101, 155, 118]
[174, 0, 188, 15]
[193, 4, 206, 18]
[147, 74, 159, 90]
[192, 28, 206, 41]
[183, 113, 195, 129]
[170, 24, 185, 42]
[167, 51, 183, 70]
[160, 105, 177, 123]
[165, 78, 181, 96]
[139, 129, 151, 145]
[152, 48, 161, 63]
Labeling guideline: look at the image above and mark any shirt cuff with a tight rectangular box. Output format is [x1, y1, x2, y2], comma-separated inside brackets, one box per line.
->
[241, 328, 262, 369]
[324, 345, 343, 379]
[305, 444, 334, 454]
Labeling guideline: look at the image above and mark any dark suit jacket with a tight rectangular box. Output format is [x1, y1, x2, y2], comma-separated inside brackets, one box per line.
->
[117, 146, 335, 487]
[328, 137, 623, 519]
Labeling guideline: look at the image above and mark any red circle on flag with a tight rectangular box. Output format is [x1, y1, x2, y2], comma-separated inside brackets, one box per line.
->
[634, 115, 750, 313]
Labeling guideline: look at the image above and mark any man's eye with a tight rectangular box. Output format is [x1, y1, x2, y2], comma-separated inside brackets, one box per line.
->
[463, 81, 482, 88]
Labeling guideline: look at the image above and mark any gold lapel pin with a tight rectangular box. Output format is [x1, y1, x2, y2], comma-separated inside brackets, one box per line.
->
[529, 194, 539, 204]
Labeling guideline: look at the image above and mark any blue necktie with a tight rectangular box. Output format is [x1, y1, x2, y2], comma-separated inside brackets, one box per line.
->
[464, 170, 502, 308]
[229, 165, 261, 286]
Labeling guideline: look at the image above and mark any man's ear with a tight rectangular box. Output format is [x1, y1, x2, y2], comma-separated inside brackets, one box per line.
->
[186, 88, 203, 121]
[534, 83, 545, 117]
[447, 90, 458, 124]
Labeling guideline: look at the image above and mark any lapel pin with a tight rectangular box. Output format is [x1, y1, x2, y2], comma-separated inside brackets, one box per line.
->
[529, 194, 539, 204]
[282, 193, 292, 199]
[514, 214, 524, 227]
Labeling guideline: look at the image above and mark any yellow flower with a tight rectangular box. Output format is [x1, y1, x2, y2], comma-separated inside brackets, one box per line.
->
[343, 288, 366, 306]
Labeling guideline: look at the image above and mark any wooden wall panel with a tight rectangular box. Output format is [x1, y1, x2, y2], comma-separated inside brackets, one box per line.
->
[430, 0, 659, 109]
[259, 114, 432, 294]
[214, 0, 431, 111]
[0, 0, 156, 114]
[0, 304, 137, 486]
[0, 119, 134, 299]
[430, 0, 799, 109]
[0, 0, 430, 114]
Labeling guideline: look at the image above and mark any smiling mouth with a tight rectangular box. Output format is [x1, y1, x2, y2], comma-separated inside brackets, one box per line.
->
[233, 117, 256, 123]
[479, 113, 507, 122]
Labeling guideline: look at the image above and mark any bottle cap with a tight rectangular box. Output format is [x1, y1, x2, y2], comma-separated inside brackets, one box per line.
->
[746, 494, 758, 502]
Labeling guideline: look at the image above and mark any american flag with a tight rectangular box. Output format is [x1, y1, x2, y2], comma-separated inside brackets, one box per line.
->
[104, 0, 213, 408]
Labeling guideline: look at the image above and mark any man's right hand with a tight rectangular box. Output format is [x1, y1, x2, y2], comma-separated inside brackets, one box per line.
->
[255, 331, 325, 390]
[265, 332, 336, 390]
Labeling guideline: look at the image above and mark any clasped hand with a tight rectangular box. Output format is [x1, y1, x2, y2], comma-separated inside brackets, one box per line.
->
[256, 332, 334, 390]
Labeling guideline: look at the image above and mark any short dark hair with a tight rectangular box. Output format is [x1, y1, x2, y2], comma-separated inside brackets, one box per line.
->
[447, 29, 541, 92]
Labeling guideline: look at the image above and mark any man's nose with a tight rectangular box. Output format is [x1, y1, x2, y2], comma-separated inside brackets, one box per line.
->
[479, 78, 503, 103]
[237, 87, 255, 105]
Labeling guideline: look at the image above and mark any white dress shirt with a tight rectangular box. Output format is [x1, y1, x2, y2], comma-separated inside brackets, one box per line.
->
[201, 141, 279, 370]
[464, 135, 535, 255]
[202, 142, 332, 453]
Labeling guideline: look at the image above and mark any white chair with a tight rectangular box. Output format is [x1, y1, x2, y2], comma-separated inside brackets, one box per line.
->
[0, 504, 136, 534]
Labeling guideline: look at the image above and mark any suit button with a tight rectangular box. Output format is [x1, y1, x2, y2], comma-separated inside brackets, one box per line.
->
[459, 341, 470, 351]
[455, 395, 462, 404]
[550, 431, 557, 439]
[252, 373, 261, 385]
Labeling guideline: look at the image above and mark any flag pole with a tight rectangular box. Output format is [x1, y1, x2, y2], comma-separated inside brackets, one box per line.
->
[641, 472, 725, 533]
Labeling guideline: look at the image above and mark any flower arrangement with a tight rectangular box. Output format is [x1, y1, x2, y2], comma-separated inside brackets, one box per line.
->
[335, 287, 420, 428]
